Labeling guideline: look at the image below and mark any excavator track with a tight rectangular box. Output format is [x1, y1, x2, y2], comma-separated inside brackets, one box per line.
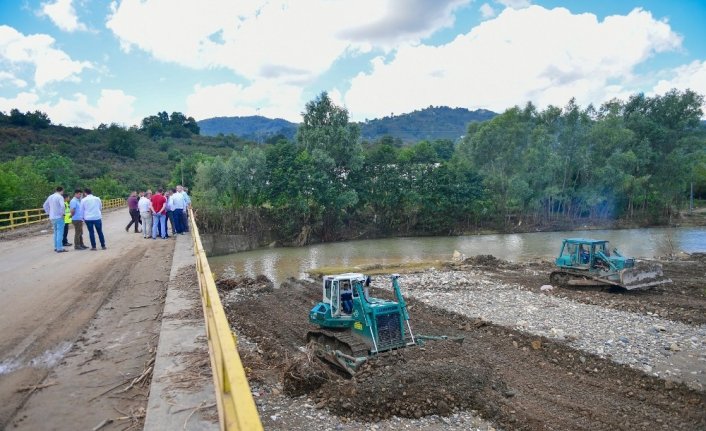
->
[306, 329, 370, 358]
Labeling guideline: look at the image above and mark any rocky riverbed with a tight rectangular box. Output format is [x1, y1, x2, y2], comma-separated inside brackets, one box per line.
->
[217, 253, 706, 430]
[402, 267, 706, 390]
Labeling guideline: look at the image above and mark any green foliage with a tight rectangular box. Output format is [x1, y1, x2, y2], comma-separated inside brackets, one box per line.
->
[2, 109, 51, 129]
[107, 124, 137, 158]
[460, 89, 706, 223]
[0, 157, 51, 210]
[88, 175, 128, 199]
[140, 111, 199, 139]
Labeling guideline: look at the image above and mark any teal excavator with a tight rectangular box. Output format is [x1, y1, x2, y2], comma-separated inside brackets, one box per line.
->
[307, 273, 460, 375]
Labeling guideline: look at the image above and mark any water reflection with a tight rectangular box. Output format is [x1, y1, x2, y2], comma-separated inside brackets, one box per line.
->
[208, 226, 706, 287]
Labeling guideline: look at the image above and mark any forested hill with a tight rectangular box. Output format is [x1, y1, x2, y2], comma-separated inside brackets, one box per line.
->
[359, 106, 496, 142]
[197, 106, 497, 143]
[198, 116, 298, 141]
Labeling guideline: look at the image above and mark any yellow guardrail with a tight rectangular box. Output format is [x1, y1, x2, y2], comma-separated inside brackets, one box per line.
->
[188, 207, 263, 431]
[0, 197, 126, 231]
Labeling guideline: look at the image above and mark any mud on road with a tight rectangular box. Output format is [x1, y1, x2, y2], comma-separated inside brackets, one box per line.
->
[219, 273, 706, 431]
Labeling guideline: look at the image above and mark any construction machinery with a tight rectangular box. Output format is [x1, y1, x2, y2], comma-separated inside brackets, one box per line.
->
[308, 273, 460, 375]
[549, 238, 671, 290]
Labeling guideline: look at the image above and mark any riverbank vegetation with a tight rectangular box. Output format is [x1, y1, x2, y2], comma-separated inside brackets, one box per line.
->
[194, 90, 706, 245]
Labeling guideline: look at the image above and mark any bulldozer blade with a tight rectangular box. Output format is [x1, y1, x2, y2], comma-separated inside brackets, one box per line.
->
[333, 350, 368, 376]
[620, 263, 672, 290]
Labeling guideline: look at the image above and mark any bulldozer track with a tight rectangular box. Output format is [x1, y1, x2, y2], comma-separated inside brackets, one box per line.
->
[549, 270, 617, 287]
[306, 329, 370, 358]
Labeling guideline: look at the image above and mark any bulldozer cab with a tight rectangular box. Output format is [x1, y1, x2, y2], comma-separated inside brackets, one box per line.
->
[556, 238, 609, 269]
[322, 273, 367, 317]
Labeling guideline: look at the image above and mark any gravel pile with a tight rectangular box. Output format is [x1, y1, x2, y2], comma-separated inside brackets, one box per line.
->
[397, 269, 706, 390]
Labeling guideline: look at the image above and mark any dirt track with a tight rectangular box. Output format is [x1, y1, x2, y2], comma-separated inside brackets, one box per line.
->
[219, 262, 706, 430]
[0, 209, 174, 429]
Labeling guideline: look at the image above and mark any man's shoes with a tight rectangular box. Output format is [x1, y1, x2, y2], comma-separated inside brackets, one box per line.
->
[63, 242, 72, 246]
[90, 248, 97, 251]
[101, 246, 107, 250]
[80, 245, 89, 250]
[56, 249, 68, 253]
[125, 226, 129, 232]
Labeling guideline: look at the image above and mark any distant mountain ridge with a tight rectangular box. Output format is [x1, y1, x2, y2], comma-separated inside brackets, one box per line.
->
[197, 106, 497, 143]
[198, 115, 298, 142]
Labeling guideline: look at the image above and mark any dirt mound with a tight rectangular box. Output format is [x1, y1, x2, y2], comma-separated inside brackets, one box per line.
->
[462, 254, 501, 266]
[282, 354, 332, 397]
[315, 340, 503, 421]
[216, 274, 274, 301]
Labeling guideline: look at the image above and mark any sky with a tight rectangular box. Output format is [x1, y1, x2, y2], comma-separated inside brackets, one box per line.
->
[0, 0, 705, 128]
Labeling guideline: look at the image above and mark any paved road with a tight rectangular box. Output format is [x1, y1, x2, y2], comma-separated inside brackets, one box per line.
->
[0, 207, 173, 426]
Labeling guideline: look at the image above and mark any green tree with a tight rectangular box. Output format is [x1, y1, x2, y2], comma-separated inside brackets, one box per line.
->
[107, 124, 137, 158]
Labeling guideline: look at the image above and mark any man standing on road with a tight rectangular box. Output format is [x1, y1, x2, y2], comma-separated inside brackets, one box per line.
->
[138, 190, 152, 239]
[150, 188, 168, 239]
[80, 188, 106, 250]
[70, 189, 87, 250]
[125, 191, 141, 233]
[180, 186, 191, 232]
[172, 186, 186, 235]
[42, 186, 67, 253]
[61, 193, 72, 248]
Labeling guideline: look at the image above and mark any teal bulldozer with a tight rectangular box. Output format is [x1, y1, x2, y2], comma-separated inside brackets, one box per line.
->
[308, 273, 460, 375]
[550, 238, 671, 290]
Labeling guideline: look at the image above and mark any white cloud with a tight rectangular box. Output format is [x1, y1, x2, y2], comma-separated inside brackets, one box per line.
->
[0, 89, 138, 128]
[343, 6, 682, 120]
[41, 0, 88, 32]
[653, 60, 706, 95]
[652, 60, 706, 116]
[480, 3, 496, 19]
[495, 0, 531, 9]
[105, 0, 468, 81]
[0, 71, 28, 88]
[0, 25, 92, 88]
[185, 81, 304, 121]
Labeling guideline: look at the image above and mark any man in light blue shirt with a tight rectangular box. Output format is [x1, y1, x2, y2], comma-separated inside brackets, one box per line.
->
[179, 186, 191, 233]
[43, 186, 67, 253]
[80, 188, 106, 250]
[69, 189, 87, 250]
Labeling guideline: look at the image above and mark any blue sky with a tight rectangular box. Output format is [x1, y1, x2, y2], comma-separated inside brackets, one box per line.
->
[0, 0, 705, 128]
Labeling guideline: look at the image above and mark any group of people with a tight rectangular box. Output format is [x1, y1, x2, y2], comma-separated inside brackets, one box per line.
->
[125, 186, 191, 240]
[43, 185, 192, 254]
[43, 186, 105, 253]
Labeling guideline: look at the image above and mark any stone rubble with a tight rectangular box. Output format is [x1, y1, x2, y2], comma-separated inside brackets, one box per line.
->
[397, 269, 706, 391]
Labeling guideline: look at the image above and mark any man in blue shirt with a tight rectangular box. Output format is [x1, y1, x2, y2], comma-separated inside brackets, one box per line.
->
[70, 189, 87, 250]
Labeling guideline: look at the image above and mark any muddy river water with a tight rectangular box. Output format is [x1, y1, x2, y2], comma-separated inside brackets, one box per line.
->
[208, 226, 706, 286]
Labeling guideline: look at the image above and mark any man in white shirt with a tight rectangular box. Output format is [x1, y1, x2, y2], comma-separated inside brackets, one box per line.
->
[138, 190, 152, 239]
[80, 188, 106, 250]
[43, 186, 68, 253]
[172, 186, 186, 234]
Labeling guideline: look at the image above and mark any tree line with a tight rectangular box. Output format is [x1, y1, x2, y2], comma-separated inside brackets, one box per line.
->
[194, 90, 706, 244]
[0, 110, 226, 212]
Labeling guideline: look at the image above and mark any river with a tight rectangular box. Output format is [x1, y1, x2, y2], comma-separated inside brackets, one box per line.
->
[207, 226, 706, 286]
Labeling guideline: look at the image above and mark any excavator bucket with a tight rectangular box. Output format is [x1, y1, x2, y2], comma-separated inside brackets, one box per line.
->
[619, 262, 672, 290]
